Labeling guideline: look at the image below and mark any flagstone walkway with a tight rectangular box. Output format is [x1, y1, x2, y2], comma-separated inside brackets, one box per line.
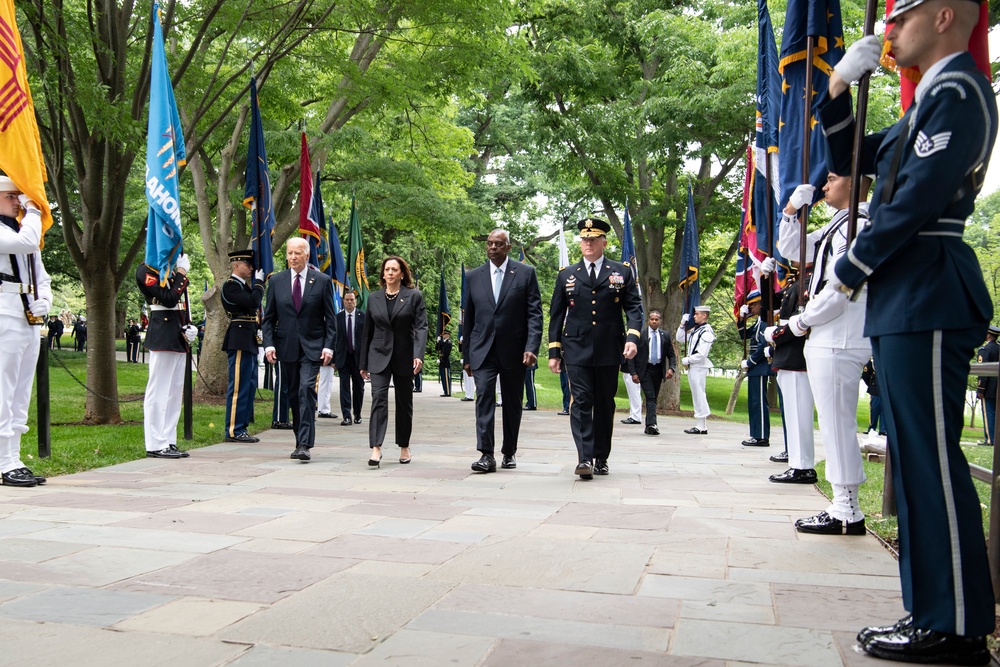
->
[0, 391, 909, 666]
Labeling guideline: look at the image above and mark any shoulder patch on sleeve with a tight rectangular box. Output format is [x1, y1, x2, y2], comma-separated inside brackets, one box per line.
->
[914, 130, 952, 158]
[144, 273, 157, 287]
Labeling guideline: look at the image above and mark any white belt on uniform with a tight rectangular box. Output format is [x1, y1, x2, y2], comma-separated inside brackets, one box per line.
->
[149, 305, 182, 312]
[0, 282, 33, 295]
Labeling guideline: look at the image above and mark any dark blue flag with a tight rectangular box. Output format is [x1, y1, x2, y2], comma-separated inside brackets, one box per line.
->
[619, 203, 644, 318]
[438, 272, 451, 337]
[678, 185, 700, 317]
[753, 0, 784, 265]
[329, 214, 347, 311]
[459, 263, 467, 341]
[243, 76, 275, 280]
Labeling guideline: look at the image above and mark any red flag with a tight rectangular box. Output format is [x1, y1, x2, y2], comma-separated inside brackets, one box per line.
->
[298, 133, 320, 243]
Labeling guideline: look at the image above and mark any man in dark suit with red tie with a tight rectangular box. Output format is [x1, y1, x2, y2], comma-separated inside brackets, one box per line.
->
[262, 238, 337, 462]
[463, 229, 543, 473]
[335, 290, 365, 426]
[626, 309, 676, 436]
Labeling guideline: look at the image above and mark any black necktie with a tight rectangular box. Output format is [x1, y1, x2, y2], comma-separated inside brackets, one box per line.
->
[589, 262, 596, 282]
[347, 313, 353, 352]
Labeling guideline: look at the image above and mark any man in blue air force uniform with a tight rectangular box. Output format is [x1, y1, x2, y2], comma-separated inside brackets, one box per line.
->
[221, 249, 264, 443]
[737, 290, 772, 446]
[819, 0, 996, 662]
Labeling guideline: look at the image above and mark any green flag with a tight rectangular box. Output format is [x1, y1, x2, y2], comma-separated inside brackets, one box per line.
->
[345, 196, 370, 309]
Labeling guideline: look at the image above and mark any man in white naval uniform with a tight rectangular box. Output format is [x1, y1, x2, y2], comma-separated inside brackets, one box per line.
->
[0, 175, 51, 487]
[676, 305, 714, 434]
[772, 172, 871, 535]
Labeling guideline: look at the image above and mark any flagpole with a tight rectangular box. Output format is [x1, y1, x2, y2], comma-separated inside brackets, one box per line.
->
[796, 36, 815, 309]
[847, 0, 878, 245]
[763, 154, 775, 325]
[182, 285, 193, 440]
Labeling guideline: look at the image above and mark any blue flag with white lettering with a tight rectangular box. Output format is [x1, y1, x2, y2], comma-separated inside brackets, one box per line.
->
[144, 2, 187, 286]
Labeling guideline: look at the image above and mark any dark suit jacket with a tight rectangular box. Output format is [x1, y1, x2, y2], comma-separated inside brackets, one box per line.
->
[626, 327, 676, 379]
[261, 268, 337, 362]
[334, 308, 365, 369]
[461, 259, 543, 370]
[360, 287, 428, 374]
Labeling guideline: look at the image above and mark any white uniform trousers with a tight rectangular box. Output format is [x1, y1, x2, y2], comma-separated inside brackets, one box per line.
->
[0, 315, 40, 473]
[776, 370, 815, 469]
[462, 367, 475, 398]
[623, 373, 642, 421]
[317, 365, 334, 414]
[688, 366, 710, 427]
[804, 345, 868, 521]
[144, 350, 186, 452]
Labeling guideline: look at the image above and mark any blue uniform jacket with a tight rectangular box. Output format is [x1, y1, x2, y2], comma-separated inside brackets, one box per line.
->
[738, 317, 772, 377]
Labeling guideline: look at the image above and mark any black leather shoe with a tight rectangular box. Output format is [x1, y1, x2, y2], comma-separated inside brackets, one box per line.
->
[574, 461, 593, 480]
[271, 421, 293, 430]
[769, 451, 789, 463]
[769, 468, 817, 484]
[858, 614, 913, 645]
[440, 393, 451, 397]
[620, 417, 641, 424]
[683, 427, 708, 435]
[471, 454, 496, 473]
[20, 468, 46, 485]
[501, 455, 516, 469]
[862, 626, 989, 666]
[795, 511, 865, 535]
[318, 412, 338, 419]
[1, 468, 37, 487]
[741, 437, 769, 447]
[225, 432, 260, 443]
[146, 447, 182, 459]
[594, 459, 609, 475]
[557, 410, 569, 415]
[290, 446, 311, 462]
[460, 397, 474, 402]
[168, 444, 190, 458]
[644, 425, 659, 435]
[354, 417, 362, 424]
[340, 418, 352, 426]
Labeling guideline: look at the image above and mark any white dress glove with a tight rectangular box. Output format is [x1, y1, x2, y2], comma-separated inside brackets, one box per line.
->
[761, 257, 776, 276]
[681, 313, 690, 324]
[681, 356, 691, 366]
[764, 326, 777, 343]
[788, 184, 816, 210]
[29, 299, 50, 318]
[739, 304, 749, 318]
[740, 359, 749, 370]
[764, 346, 772, 358]
[834, 35, 882, 85]
[17, 194, 40, 212]
[255, 269, 265, 282]
[175, 254, 191, 273]
[183, 324, 198, 342]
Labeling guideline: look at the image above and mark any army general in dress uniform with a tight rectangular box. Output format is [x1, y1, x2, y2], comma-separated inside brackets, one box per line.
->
[548, 217, 642, 480]
[221, 249, 264, 443]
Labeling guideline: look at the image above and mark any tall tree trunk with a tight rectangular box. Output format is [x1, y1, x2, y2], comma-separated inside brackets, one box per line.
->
[82, 261, 122, 424]
[194, 288, 229, 400]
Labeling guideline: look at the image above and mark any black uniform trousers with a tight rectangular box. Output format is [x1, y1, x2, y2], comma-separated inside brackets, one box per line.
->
[271, 362, 290, 423]
[524, 367, 537, 409]
[339, 357, 365, 421]
[640, 362, 663, 427]
[282, 358, 320, 448]
[225, 350, 257, 437]
[565, 363, 618, 462]
[472, 347, 526, 457]
[874, 328, 994, 636]
[438, 360, 452, 396]
[369, 363, 414, 449]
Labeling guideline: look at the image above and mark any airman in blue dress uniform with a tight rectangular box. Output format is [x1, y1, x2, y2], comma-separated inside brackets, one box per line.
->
[737, 289, 772, 446]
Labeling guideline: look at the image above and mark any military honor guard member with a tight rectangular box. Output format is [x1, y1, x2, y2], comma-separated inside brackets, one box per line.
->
[626, 308, 676, 436]
[221, 249, 264, 443]
[436, 328, 453, 396]
[619, 362, 643, 425]
[0, 176, 52, 487]
[975, 325, 998, 446]
[737, 290, 772, 446]
[548, 217, 642, 479]
[676, 305, 715, 434]
[137, 254, 196, 459]
[820, 2, 996, 662]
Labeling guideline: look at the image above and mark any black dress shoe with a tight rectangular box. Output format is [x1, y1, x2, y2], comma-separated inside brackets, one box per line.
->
[557, 410, 569, 415]
[340, 418, 353, 426]
[524, 406, 536, 410]
[271, 421, 294, 430]
[318, 412, 338, 419]
[501, 455, 516, 469]
[574, 461, 593, 480]
[460, 397, 474, 402]
[795, 511, 865, 535]
[594, 459, 609, 475]
[146, 447, 182, 459]
[354, 417, 362, 424]
[862, 626, 989, 666]
[290, 446, 311, 461]
[769, 468, 817, 484]
[471, 454, 496, 473]
[769, 451, 789, 463]
[741, 437, 769, 447]
[225, 432, 260, 443]
[168, 444, 190, 458]
[440, 393, 451, 397]
[683, 427, 708, 435]
[20, 468, 46, 485]
[858, 614, 913, 645]
[644, 425, 659, 435]
[1, 468, 37, 487]
[620, 417, 641, 424]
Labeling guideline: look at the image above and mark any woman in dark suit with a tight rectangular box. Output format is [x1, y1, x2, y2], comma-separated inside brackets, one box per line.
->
[360, 256, 428, 467]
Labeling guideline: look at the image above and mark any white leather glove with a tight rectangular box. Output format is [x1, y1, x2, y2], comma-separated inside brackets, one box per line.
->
[740, 359, 749, 370]
[764, 326, 777, 344]
[29, 299, 50, 318]
[788, 184, 816, 210]
[681, 356, 691, 366]
[834, 35, 882, 85]
[739, 304, 749, 318]
[681, 313, 690, 324]
[764, 346, 772, 358]
[175, 254, 191, 273]
[255, 269, 265, 282]
[183, 324, 197, 342]
[761, 257, 776, 276]
[17, 194, 39, 212]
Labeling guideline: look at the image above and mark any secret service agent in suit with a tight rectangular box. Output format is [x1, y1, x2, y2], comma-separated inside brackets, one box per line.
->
[975, 325, 999, 446]
[137, 255, 196, 460]
[822, 3, 996, 662]
[548, 217, 642, 480]
[463, 229, 543, 473]
[334, 290, 366, 426]
[221, 249, 264, 443]
[626, 309, 676, 436]
[262, 237, 337, 462]
[737, 290, 772, 447]
[360, 256, 428, 467]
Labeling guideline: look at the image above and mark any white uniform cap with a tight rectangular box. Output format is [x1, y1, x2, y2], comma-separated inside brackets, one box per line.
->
[0, 175, 19, 193]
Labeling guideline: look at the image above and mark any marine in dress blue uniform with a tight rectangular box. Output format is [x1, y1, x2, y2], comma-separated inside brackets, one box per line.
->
[221, 249, 264, 443]
[821, 2, 995, 661]
[548, 217, 642, 479]
[737, 290, 772, 446]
